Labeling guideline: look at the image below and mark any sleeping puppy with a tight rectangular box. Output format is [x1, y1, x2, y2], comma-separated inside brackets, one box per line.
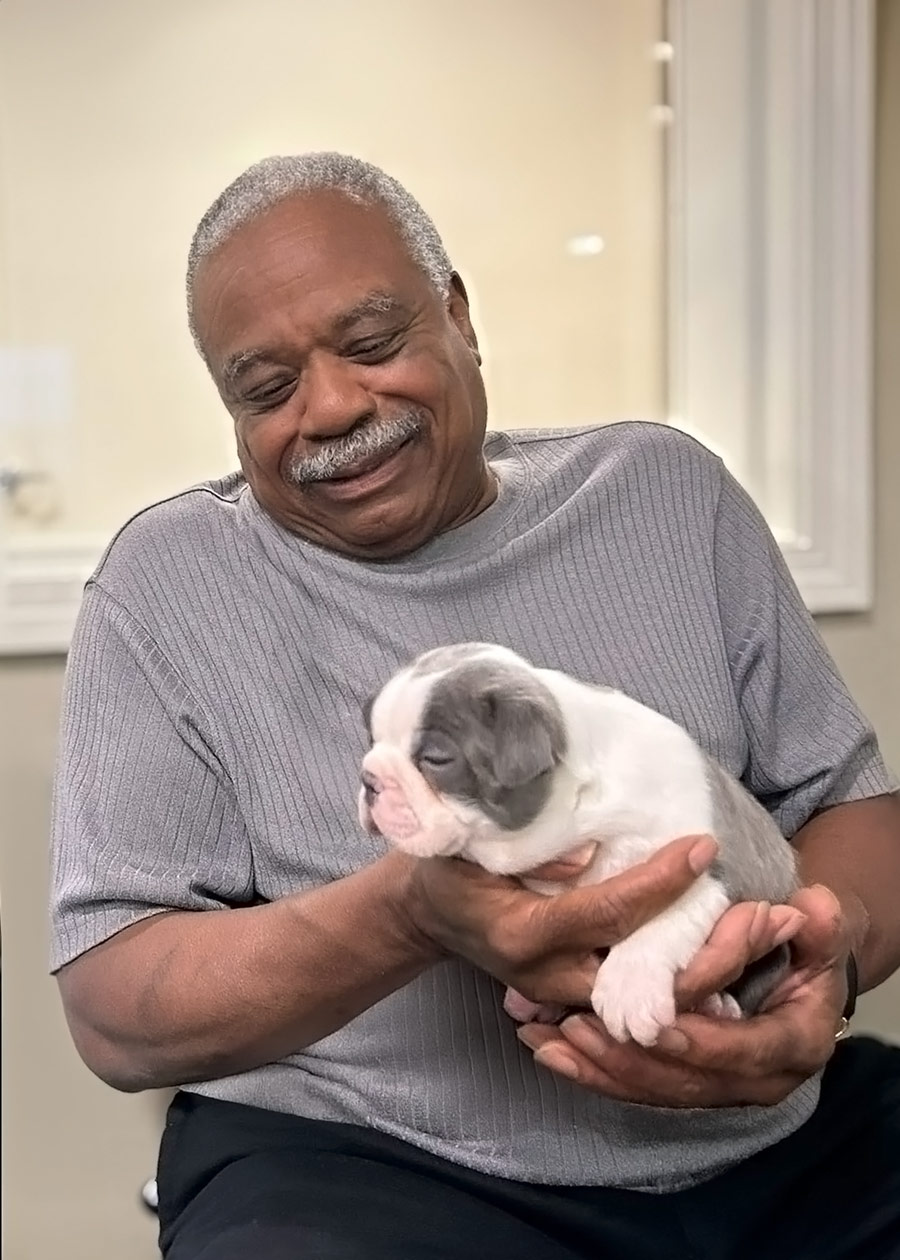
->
[358, 643, 798, 1047]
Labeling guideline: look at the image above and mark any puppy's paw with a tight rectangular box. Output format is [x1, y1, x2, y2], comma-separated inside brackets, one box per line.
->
[697, 991, 743, 1021]
[590, 949, 677, 1046]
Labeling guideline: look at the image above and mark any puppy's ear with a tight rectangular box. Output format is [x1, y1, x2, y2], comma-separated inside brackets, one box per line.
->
[478, 687, 566, 790]
[361, 692, 377, 736]
[419, 666, 568, 829]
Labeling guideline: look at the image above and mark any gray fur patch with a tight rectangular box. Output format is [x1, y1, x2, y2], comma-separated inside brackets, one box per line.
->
[415, 660, 568, 831]
[704, 756, 799, 1015]
[725, 944, 791, 1016]
[704, 756, 798, 904]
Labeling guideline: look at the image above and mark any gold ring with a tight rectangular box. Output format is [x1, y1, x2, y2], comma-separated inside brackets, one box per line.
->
[834, 1016, 851, 1041]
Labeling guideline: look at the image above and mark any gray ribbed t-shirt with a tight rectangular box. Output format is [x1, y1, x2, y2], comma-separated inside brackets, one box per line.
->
[50, 422, 894, 1191]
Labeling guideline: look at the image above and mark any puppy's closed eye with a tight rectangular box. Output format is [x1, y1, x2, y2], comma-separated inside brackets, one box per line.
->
[413, 733, 463, 778]
[416, 747, 456, 769]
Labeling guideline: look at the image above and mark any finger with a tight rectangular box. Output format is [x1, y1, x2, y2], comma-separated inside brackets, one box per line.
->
[674, 901, 764, 1006]
[765, 903, 810, 948]
[521, 958, 599, 1007]
[521, 1015, 807, 1106]
[674, 902, 807, 1008]
[536, 1043, 806, 1107]
[533, 834, 718, 952]
[534, 1044, 645, 1100]
[541, 1015, 803, 1106]
[787, 885, 847, 968]
[654, 984, 841, 1078]
[556, 1015, 718, 1103]
[516, 1023, 567, 1053]
[537, 1044, 692, 1104]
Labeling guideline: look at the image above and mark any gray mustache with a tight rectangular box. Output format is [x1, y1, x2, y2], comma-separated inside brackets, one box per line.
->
[287, 411, 425, 485]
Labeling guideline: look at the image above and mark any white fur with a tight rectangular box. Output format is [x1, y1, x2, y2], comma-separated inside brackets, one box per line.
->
[362, 646, 750, 1046]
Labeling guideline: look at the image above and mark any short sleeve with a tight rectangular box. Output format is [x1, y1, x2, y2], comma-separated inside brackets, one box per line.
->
[49, 583, 255, 972]
[713, 468, 897, 838]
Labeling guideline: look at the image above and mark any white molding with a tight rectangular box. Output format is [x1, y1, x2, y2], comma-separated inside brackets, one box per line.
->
[0, 534, 106, 655]
[667, 0, 875, 612]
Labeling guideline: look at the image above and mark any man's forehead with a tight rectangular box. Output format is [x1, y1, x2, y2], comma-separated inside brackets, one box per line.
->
[193, 194, 429, 358]
[202, 191, 415, 285]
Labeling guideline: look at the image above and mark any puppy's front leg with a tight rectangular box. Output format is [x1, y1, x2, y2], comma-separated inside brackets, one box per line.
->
[590, 874, 731, 1046]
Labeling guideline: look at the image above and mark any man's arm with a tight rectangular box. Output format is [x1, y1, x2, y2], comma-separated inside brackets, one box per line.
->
[57, 852, 433, 1092]
[57, 837, 717, 1093]
[792, 793, 900, 989]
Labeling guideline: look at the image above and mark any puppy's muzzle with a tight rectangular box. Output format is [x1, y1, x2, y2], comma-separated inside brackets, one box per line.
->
[358, 744, 469, 856]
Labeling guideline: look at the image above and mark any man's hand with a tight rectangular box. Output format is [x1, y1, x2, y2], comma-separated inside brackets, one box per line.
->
[403, 834, 719, 1009]
[517, 885, 850, 1107]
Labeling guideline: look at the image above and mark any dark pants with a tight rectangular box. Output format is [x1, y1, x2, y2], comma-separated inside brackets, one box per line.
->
[157, 1035, 900, 1260]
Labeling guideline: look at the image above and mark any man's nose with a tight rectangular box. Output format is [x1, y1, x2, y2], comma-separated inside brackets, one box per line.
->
[299, 350, 376, 438]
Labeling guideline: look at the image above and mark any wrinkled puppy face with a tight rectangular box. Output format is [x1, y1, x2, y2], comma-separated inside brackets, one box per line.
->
[359, 644, 568, 859]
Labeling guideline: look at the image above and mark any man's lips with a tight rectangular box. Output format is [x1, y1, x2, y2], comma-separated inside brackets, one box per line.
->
[304, 438, 417, 502]
[326, 436, 414, 482]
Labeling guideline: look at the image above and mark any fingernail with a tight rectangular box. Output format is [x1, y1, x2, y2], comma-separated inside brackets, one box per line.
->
[656, 1028, 690, 1055]
[689, 836, 719, 874]
[534, 1047, 581, 1082]
[516, 1027, 543, 1051]
[749, 901, 771, 948]
[561, 1014, 604, 1053]
[772, 911, 807, 947]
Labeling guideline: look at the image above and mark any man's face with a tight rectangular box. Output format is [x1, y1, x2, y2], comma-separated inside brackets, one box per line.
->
[191, 191, 494, 559]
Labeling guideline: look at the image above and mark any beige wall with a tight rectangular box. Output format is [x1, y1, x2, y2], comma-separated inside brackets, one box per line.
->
[2, 2, 900, 1257]
[0, 0, 664, 539]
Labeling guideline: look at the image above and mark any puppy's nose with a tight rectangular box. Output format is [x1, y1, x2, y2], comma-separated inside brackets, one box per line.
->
[361, 768, 382, 805]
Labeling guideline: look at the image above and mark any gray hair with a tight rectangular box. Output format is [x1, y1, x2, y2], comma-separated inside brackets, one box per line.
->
[186, 151, 454, 358]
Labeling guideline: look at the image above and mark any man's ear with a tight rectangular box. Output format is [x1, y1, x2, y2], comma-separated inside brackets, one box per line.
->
[447, 272, 481, 365]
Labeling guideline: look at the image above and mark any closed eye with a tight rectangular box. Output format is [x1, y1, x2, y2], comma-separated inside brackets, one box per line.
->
[417, 750, 456, 769]
[345, 333, 403, 364]
[244, 378, 297, 410]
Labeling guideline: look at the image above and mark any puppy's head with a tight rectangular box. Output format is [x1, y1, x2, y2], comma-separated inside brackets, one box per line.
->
[359, 644, 568, 866]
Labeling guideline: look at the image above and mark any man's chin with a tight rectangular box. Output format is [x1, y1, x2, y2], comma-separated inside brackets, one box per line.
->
[312, 501, 440, 561]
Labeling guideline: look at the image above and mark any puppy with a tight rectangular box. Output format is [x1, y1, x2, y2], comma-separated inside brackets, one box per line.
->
[358, 643, 798, 1046]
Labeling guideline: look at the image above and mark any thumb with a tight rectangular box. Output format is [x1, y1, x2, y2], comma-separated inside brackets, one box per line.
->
[533, 834, 718, 950]
[787, 884, 847, 968]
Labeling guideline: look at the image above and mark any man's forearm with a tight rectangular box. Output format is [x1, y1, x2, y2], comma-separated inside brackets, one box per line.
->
[793, 793, 900, 991]
[57, 852, 439, 1092]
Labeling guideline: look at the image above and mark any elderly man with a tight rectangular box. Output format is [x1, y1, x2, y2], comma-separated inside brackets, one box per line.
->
[51, 154, 900, 1259]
